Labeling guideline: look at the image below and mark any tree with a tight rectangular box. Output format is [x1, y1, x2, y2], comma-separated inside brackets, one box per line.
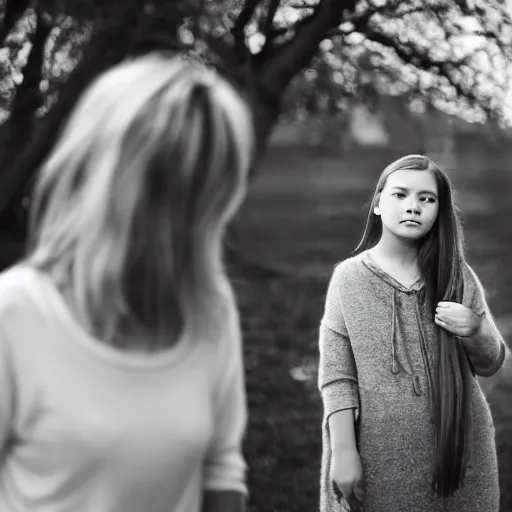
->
[0, 0, 510, 249]
[0, 0, 188, 241]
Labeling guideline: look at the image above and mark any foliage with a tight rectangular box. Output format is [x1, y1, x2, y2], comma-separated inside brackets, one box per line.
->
[1, 0, 510, 124]
[0, 0, 509, 244]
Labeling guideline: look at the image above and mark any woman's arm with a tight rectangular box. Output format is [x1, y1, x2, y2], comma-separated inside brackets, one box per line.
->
[329, 408, 358, 453]
[319, 266, 364, 508]
[462, 264, 508, 377]
[461, 312, 507, 377]
[318, 265, 360, 429]
[319, 325, 360, 422]
[203, 303, 248, 511]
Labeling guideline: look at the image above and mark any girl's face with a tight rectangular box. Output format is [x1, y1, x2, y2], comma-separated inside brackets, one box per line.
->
[376, 169, 439, 242]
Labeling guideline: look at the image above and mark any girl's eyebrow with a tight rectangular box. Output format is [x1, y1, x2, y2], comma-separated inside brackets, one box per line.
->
[390, 185, 438, 198]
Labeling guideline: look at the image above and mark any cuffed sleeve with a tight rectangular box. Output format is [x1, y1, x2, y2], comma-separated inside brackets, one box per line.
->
[318, 266, 360, 423]
[463, 264, 508, 377]
[203, 303, 247, 495]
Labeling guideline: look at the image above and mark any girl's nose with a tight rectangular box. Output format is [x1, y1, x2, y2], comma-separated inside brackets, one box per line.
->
[406, 203, 421, 215]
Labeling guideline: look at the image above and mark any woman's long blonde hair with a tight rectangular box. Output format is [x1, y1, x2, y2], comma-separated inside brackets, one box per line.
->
[26, 53, 254, 349]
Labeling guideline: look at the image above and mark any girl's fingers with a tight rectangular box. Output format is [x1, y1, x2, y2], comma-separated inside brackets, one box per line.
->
[435, 316, 459, 335]
[332, 481, 348, 503]
[435, 316, 448, 328]
[435, 314, 448, 324]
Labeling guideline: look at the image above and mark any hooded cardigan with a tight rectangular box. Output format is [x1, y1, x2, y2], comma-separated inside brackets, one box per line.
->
[318, 250, 507, 512]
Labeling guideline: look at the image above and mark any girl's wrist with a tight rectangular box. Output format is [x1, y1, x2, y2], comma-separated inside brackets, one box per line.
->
[331, 441, 358, 455]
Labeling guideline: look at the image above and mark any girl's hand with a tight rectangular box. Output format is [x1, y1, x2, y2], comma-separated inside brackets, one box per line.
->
[330, 448, 365, 511]
[435, 301, 482, 337]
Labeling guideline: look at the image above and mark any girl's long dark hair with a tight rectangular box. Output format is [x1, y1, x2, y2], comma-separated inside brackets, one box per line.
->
[355, 154, 472, 498]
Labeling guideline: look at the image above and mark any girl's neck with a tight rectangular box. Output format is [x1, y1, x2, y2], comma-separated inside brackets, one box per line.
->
[370, 236, 421, 289]
[372, 233, 419, 269]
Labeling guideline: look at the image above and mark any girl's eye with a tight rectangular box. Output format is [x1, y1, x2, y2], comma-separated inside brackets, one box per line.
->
[421, 197, 436, 203]
[393, 192, 406, 198]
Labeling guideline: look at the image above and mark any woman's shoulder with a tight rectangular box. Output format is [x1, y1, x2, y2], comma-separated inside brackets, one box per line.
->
[460, 261, 491, 316]
[0, 263, 47, 312]
[462, 261, 488, 301]
[330, 252, 367, 284]
[0, 263, 37, 292]
[462, 261, 484, 290]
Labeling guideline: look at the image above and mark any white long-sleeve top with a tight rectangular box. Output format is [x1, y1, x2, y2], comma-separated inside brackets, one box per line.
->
[0, 264, 247, 512]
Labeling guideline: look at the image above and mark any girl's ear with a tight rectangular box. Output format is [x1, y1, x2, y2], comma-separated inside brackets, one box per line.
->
[373, 193, 381, 216]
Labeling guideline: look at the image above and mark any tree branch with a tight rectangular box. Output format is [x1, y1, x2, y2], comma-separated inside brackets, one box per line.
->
[362, 28, 488, 112]
[0, 0, 32, 45]
[263, 0, 280, 37]
[231, 0, 262, 57]
[288, 1, 316, 8]
[258, 0, 356, 97]
[202, 32, 241, 77]
[326, 0, 409, 38]
[394, 5, 427, 17]
[0, 6, 52, 236]
[191, 0, 206, 37]
[260, 0, 281, 57]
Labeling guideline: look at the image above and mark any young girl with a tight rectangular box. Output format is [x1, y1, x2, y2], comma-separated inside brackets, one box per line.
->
[0, 54, 253, 512]
[318, 155, 507, 512]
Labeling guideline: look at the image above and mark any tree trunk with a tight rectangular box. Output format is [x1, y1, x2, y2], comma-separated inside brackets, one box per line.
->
[243, 0, 357, 170]
[221, 1, 358, 280]
[0, 0, 355, 274]
[0, 4, 182, 249]
[247, 85, 281, 173]
[0, 10, 51, 243]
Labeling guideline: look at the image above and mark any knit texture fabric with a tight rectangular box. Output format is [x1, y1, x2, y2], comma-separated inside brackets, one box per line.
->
[318, 250, 506, 512]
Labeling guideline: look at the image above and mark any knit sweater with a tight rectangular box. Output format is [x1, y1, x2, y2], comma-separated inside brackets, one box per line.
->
[318, 250, 507, 512]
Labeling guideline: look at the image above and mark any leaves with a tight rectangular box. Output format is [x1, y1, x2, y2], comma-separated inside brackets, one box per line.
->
[0, 0, 508, 212]
[284, 0, 510, 123]
[0, 0, 508, 129]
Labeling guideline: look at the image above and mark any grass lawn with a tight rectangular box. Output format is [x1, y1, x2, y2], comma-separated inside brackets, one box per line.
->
[234, 146, 512, 512]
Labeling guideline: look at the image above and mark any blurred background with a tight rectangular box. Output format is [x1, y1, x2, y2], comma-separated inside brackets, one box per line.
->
[0, 1, 511, 511]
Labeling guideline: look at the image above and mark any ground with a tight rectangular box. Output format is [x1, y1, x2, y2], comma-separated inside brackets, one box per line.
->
[234, 146, 512, 512]
[0, 144, 509, 511]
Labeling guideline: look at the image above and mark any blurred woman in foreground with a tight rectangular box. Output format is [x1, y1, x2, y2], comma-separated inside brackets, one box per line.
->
[0, 53, 254, 512]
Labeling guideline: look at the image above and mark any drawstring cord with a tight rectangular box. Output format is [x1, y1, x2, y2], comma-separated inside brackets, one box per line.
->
[390, 289, 414, 376]
[391, 289, 399, 375]
[389, 290, 435, 411]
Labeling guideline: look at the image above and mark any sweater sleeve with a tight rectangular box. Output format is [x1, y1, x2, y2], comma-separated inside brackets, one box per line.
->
[463, 264, 508, 377]
[203, 302, 247, 495]
[318, 265, 360, 424]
